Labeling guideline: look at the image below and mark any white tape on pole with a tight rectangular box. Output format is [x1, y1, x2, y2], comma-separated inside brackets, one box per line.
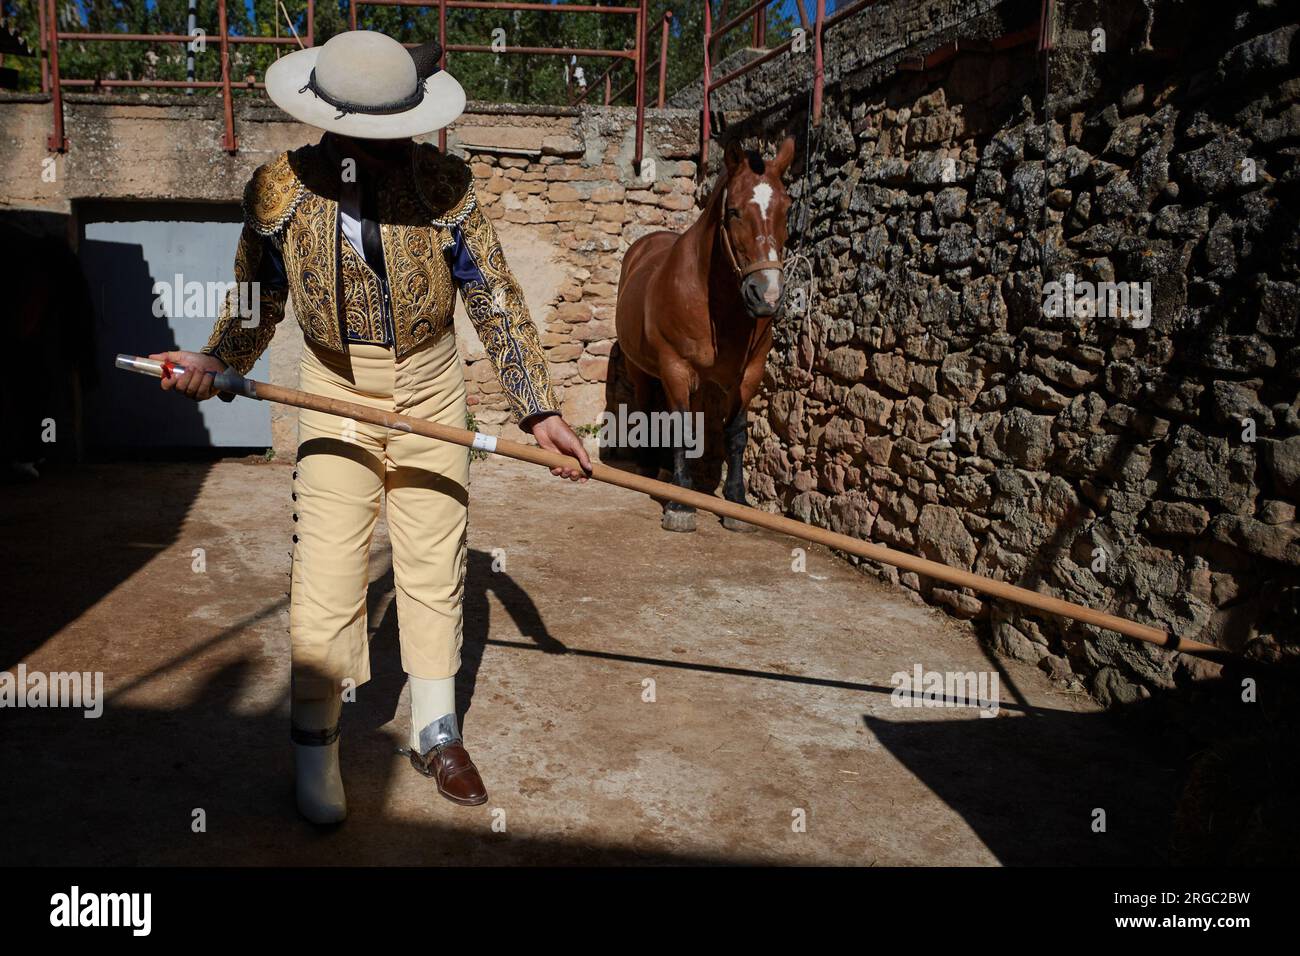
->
[472, 432, 498, 453]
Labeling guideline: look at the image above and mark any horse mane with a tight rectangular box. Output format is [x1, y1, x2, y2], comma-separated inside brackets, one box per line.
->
[699, 166, 730, 218]
[700, 147, 767, 212]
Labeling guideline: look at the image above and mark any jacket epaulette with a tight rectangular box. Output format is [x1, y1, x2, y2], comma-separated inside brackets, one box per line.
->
[412, 143, 477, 228]
[242, 151, 305, 238]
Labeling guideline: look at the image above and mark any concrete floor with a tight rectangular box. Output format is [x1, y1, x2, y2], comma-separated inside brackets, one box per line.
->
[1, 455, 1185, 865]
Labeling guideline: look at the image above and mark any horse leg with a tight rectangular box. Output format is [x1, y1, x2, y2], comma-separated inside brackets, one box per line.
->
[624, 359, 661, 476]
[661, 443, 697, 533]
[720, 352, 766, 532]
[659, 361, 698, 534]
[720, 402, 757, 533]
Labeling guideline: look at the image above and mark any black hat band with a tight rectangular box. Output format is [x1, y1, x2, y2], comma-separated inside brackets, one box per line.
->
[298, 39, 443, 120]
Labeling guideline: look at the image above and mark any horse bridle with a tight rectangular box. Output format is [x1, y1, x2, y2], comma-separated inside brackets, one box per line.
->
[719, 187, 785, 279]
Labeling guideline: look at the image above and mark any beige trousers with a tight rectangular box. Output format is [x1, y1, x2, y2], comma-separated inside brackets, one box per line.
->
[290, 329, 469, 700]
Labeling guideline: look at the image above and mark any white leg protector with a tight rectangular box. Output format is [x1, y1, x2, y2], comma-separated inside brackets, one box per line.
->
[409, 675, 458, 753]
[291, 693, 347, 825]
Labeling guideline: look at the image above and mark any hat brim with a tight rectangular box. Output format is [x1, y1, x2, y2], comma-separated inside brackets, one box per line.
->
[265, 47, 466, 139]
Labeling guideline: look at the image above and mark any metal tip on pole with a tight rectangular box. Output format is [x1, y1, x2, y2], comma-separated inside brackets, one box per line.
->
[115, 354, 169, 377]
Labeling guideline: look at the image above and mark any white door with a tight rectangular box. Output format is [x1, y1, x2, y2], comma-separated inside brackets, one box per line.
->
[80, 203, 273, 449]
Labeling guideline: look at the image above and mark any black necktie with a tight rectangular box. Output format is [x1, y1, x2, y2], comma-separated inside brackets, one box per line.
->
[359, 174, 386, 281]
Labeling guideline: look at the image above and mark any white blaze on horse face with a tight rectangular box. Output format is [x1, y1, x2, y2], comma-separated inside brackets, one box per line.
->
[752, 269, 781, 308]
[747, 184, 782, 305]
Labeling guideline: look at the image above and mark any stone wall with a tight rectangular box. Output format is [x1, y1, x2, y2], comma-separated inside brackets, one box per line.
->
[457, 107, 699, 435]
[707, 0, 1299, 703]
[0, 94, 699, 454]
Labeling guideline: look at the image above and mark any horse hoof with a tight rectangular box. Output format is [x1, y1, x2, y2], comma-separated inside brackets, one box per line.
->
[661, 509, 697, 533]
[721, 515, 757, 533]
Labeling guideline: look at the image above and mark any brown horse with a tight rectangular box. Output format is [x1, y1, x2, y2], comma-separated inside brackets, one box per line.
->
[615, 136, 795, 532]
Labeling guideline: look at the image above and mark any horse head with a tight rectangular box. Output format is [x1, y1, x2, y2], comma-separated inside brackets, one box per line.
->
[716, 135, 796, 319]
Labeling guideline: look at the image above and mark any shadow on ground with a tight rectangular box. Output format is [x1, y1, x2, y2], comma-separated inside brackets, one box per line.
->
[1, 462, 214, 670]
[868, 648, 1300, 866]
[0, 549, 738, 865]
[3, 461, 1297, 865]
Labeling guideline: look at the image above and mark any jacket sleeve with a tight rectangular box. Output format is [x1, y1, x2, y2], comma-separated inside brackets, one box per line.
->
[200, 223, 289, 376]
[446, 197, 560, 423]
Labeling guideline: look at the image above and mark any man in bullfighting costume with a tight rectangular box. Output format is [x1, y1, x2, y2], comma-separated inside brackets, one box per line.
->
[152, 29, 591, 823]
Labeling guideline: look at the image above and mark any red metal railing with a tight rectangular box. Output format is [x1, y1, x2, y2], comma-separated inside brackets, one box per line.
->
[571, 9, 672, 111]
[42, 0, 661, 169]
[349, 0, 656, 171]
[700, 0, 1043, 168]
[700, 0, 900, 166]
[701, 0, 838, 168]
[44, 0, 315, 152]
[896, 24, 1041, 72]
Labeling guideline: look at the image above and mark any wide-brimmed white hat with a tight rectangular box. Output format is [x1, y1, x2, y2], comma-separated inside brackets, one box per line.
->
[265, 30, 465, 139]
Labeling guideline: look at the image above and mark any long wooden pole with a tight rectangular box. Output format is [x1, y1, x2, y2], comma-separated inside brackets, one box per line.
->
[118, 357, 1221, 659]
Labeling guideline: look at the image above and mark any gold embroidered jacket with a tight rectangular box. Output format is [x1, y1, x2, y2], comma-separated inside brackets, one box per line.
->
[202, 140, 559, 422]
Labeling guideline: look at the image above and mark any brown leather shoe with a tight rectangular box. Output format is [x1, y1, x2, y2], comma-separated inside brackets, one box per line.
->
[409, 742, 488, 806]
